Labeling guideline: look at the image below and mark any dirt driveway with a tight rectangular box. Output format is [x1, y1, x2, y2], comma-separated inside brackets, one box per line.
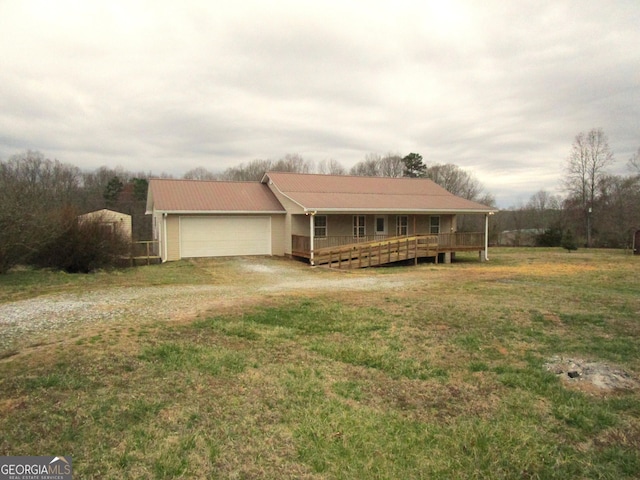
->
[0, 258, 411, 353]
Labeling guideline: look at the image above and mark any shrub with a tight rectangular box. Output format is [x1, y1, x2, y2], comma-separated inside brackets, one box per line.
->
[32, 210, 130, 273]
[535, 227, 562, 247]
[561, 230, 578, 253]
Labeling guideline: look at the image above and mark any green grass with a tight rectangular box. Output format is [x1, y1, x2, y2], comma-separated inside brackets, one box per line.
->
[1, 248, 639, 478]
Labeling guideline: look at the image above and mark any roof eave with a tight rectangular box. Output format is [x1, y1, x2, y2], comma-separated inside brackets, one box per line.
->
[149, 209, 286, 215]
[302, 207, 497, 214]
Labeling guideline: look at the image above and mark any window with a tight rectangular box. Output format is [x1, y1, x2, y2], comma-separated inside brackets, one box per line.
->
[430, 216, 440, 234]
[375, 216, 386, 235]
[396, 215, 408, 236]
[314, 215, 327, 237]
[353, 215, 366, 237]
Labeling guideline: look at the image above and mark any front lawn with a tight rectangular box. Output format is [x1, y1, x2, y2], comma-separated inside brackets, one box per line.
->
[1, 249, 639, 478]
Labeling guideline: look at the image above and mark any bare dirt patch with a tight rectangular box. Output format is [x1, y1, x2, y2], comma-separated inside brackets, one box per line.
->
[545, 356, 639, 393]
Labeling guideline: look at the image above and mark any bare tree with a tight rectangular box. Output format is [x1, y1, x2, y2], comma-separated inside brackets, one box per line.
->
[627, 147, 640, 174]
[183, 167, 218, 180]
[317, 159, 346, 175]
[524, 190, 561, 230]
[426, 163, 484, 201]
[526, 190, 561, 230]
[222, 154, 315, 181]
[596, 174, 640, 247]
[350, 156, 379, 176]
[379, 153, 404, 177]
[0, 151, 82, 273]
[564, 128, 614, 247]
[221, 159, 273, 181]
[272, 154, 313, 173]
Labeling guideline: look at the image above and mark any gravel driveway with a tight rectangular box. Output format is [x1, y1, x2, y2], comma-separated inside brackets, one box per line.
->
[0, 261, 409, 353]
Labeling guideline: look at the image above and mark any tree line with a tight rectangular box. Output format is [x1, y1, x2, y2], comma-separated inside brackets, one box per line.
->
[1, 131, 638, 272]
[0, 151, 151, 273]
[494, 128, 640, 249]
[0, 150, 495, 272]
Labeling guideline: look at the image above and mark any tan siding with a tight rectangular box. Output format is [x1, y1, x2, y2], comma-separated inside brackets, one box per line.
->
[327, 215, 352, 236]
[79, 209, 132, 241]
[166, 215, 181, 261]
[267, 184, 305, 255]
[291, 215, 310, 236]
[442, 215, 454, 233]
[321, 214, 457, 237]
[266, 184, 305, 214]
[271, 215, 286, 256]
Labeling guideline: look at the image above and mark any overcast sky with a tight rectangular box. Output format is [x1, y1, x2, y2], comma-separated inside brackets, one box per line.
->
[1, 1, 638, 208]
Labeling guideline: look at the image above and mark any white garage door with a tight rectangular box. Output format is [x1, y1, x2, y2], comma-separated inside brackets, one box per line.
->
[180, 216, 271, 258]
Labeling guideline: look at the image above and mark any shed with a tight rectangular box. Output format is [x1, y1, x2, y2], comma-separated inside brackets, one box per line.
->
[78, 209, 133, 242]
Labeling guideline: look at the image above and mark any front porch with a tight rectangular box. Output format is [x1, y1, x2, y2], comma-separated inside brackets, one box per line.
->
[292, 232, 487, 268]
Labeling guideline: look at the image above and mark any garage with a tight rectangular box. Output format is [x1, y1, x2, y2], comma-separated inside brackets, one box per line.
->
[180, 216, 272, 258]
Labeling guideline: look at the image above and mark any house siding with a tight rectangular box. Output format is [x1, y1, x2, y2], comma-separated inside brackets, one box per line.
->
[266, 183, 305, 255]
[166, 215, 181, 261]
[271, 215, 286, 256]
[316, 214, 456, 237]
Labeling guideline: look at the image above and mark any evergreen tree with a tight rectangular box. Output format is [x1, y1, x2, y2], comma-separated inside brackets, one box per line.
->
[561, 229, 578, 252]
[402, 153, 426, 178]
[103, 176, 124, 207]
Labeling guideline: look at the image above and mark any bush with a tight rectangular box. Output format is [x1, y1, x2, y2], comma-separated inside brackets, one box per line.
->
[535, 227, 562, 247]
[561, 230, 578, 253]
[32, 211, 130, 273]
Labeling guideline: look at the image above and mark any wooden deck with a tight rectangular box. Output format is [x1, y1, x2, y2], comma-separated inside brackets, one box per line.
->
[292, 233, 485, 269]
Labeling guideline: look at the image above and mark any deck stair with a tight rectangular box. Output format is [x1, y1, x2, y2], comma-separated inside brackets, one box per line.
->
[313, 235, 439, 269]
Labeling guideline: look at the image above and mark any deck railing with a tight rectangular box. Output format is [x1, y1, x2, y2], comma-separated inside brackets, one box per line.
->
[129, 240, 161, 265]
[292, 232, 485, 258]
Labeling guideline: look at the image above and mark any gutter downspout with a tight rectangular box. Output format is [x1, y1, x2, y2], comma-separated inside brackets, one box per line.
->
[163, 213, 168, 262]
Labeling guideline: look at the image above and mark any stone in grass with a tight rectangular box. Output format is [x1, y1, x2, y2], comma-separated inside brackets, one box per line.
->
[567, 371, 580, 379]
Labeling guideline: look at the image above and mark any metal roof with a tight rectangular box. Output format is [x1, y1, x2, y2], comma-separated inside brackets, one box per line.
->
[147, 173, 496, 215]
[263, 172, 495, 213]
[147, 178, 286, 213]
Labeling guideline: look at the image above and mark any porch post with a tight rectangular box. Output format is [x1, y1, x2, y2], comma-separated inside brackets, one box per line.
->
[309, 212, 315, 266]
[483, 213, 490, 261]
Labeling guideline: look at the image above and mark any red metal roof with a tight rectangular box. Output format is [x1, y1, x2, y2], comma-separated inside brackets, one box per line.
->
[147, 173, 495, 214]
[147, 178, 285, 213]
[264, 172, 494, 212]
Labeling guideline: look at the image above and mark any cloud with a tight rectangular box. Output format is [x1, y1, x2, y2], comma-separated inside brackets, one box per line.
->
[0, 0, 638, 207]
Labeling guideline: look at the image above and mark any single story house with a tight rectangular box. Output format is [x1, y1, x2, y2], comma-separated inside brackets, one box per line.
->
[146, 172, 496, 267]
[78, 208, 132, 242]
